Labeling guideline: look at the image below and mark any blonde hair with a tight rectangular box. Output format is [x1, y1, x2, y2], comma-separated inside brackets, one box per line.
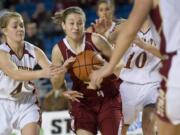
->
[0, 11, 22, 29]
[0, 11, 22, 41]
[52, 6, 86, 25]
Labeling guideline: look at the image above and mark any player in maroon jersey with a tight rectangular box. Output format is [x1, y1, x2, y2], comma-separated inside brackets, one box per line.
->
[48, 6, 123, 135]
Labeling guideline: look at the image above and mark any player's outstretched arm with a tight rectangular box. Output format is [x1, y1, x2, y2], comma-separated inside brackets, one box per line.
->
[0, 49, 55, 81]
[134, 37, 168, 60]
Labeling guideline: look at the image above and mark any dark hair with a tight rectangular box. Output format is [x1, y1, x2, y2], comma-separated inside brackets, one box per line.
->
[52, 6, 86, 25]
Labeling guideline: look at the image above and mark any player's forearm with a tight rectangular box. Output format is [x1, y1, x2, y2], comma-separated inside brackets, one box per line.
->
[144, 45, 165, 60]
[109, 33, 135, 71]
[8, 69, 43, 81]
[113, 60, 124, 77]
[51, 74, 65, 90]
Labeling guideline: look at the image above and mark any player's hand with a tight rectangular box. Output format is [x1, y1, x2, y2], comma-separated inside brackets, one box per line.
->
[84, 81, 97, 90]
[133, 36, 145, 49]
[62, 91, 84, 102]
[63, 57, 76, 71]
[91, 17, 111, 35]
[90, 63, 113, 89]
[40, 65, 65, 78]
[85, 63, 105, 90]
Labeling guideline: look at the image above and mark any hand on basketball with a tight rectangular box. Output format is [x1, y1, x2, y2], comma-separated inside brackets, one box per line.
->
[85, 62, 106, 90]
[90, 63, 113, 89]
[62, 91, 84, 102]
[63, 57, 76, 71]
[72, 50, 104, 82]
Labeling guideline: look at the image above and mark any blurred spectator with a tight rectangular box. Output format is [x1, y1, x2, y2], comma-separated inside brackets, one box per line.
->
[116, 0, 134, 4]
[21, 11, 30, 24]
[39, 12, 62, 38]
[25, 20, 44, 50]
[32, 2, 47, 26]
[53, 0, 65, 13]
[3, 0, 19, 9]
[86, 0, 97, 6]
[63, 0, 79, 8]
[0, 0, 4, 9]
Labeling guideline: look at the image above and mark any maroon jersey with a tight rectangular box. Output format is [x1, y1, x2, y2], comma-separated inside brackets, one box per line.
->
[58, 33, 120, 105]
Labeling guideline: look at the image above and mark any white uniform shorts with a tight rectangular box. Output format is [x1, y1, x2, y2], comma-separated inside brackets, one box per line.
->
[120, 81, 159, 124]
[0, 94, 40, 135]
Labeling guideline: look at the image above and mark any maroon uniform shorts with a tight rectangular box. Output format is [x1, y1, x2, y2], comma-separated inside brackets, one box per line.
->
[70, 95, 122, 135]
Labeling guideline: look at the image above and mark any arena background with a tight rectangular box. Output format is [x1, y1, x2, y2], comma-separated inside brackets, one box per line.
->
[0, 0, 143, 134]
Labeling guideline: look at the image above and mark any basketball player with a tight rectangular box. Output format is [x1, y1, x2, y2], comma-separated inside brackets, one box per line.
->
[90, 0, 180, 135]
[158, 1, 180, 134]
[92, 15, 164, 135]
[0, 11, 62, 135]
[119, 17, 161, 135]
[86, 0, 117, 38]
[50, 6, 122, 135]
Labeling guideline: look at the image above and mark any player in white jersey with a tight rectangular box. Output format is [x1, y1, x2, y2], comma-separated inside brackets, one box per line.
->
[0, 11, 63, 135]
[119, 17, 162, 135]
[90, 15, 165, 135]
[90, 0, 180, 135]
[158, 0, 180, 134]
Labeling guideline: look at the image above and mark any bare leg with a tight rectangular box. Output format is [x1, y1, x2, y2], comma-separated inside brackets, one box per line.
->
[21, 122, 40, 135]
[142, 105, 156, 135]
[121, 124, 129, 135]
[157, 118, 180, 135]
[76, 129, 94, 135]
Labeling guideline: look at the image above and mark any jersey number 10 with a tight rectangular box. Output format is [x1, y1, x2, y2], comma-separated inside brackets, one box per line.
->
[124, 51, 147, 69]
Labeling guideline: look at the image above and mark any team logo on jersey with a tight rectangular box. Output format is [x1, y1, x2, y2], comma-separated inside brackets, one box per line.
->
[18, 66, 33, 71]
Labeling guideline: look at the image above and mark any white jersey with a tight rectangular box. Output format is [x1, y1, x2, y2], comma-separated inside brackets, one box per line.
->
[120, 24, 162, 84]
[104, 22, 116, 37]
[160, 0, 180, 52]
[0, 42, 37, 100]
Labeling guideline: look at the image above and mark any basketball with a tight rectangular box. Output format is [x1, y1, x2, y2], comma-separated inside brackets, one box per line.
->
[72, 50, 104, 81]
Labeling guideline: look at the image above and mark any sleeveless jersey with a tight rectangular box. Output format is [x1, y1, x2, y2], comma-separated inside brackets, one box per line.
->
[58, 33, 120, 104]
[160, 0, 180, 53]
[0, 42, 37, 100]
[120, 24, 161, 84]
